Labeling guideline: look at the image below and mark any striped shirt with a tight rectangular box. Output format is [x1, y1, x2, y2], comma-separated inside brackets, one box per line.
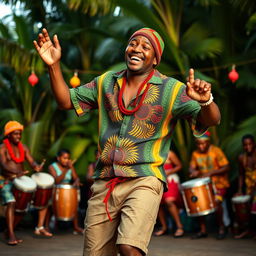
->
[70, 69, 203, 184]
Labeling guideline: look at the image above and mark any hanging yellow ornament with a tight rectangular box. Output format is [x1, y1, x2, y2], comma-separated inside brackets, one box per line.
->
[70, 71, 80, 88]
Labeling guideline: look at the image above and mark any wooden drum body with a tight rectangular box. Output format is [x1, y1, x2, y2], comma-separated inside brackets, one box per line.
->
[31, 172, 55, 209]
[13, 176, 37, 212]
[232, 195, 251, 223]
[53, 184, 78, 221]
[181, 177, 216, 217]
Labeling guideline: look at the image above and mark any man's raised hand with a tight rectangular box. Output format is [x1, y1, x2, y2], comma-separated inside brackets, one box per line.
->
[186, 68, 211, 103]
[33, 28, 61, 66]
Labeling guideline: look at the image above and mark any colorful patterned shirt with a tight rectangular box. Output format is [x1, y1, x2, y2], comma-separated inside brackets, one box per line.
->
[190, 145, 229, 189]
[241, 153, 256, 195]
[70, 69, 204, 184]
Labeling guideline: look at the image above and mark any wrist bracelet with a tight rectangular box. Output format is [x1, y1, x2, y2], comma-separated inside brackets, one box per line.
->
[198, 93, 214, 106]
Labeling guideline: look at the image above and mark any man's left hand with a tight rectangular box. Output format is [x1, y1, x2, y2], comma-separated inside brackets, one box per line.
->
[186, 68, 211, 103]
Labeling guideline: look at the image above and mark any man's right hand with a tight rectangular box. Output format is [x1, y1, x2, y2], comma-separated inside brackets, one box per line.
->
[33, 28, 61, 66]
[190, 170, 200, 178]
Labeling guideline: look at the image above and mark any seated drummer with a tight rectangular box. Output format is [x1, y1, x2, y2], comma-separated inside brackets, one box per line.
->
[189, 131, 230, 239]
[235, 134, 256, 239]
[48, 149, 83, 234]
[0, 121, 43, 245]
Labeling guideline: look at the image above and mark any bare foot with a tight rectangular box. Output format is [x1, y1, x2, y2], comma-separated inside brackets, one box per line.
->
[234, 230, 249, 239]
[7, 237, 18, 246]
[154, 229, 167, 236]
[34, 227, 53, 237]
[174, 228, 184, 238]
[73, 227, 84, 235]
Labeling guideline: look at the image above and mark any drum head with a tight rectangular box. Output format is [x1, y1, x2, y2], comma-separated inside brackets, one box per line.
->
[232, 195, 251, 203]
[55, 184, 75, 189]
[31, 172, 55, 188]
[13, 176, 37, 192]
[181, 177, 211, 190]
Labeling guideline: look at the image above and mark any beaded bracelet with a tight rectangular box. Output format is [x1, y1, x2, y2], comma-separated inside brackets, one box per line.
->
[198, 93, 214, 106]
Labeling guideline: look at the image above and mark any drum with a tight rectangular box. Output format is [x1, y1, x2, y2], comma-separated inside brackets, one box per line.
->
[52, 184, 78, 221]
[31, 172, 55, 209]
[251, 193, 256, 214]
[232, 195, 251, 223]
[181, 177, 216, 217]
[13, 176, 37, 212]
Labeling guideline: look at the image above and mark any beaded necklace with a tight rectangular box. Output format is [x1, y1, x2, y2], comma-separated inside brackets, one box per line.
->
[118, 69, 154, 115]
[3, 138, 25, 163]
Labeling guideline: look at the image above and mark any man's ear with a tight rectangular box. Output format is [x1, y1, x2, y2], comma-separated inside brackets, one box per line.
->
[153, 57, 157, 66]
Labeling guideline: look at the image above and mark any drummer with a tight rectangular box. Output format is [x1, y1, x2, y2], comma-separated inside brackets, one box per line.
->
[0, 121, 43, 245]
[235, 134, 256, 238]
[189, 131, 230, 239]
[48, 149, 83, 234]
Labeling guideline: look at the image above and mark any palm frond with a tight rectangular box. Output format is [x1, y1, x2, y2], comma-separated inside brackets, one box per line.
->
[67, 0, 114, 16]
[186, 38, 223, 60]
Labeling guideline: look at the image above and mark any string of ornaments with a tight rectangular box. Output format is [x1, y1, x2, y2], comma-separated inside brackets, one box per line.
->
[28, 66, 239, 87]
[228, 65, 239, 83]
[28, 70, 81, 88]
[28, 70, 39, 86]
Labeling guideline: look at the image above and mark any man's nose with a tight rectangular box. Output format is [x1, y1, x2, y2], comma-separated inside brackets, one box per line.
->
[133, 44, 142, 52]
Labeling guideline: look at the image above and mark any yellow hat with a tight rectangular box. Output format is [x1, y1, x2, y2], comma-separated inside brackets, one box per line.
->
[4, 121, 24, 136]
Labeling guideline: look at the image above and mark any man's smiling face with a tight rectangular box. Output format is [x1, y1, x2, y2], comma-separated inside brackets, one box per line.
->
[125, 35, 157, 74]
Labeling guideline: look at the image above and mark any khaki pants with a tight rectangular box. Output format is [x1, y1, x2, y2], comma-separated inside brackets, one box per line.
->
[83, 176, 163, 256]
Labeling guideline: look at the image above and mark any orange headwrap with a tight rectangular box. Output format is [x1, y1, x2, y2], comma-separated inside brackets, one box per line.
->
[4, 121, 24, 136]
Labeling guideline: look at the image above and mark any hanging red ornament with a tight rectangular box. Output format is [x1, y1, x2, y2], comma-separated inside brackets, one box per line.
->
[70, 71, 80, 88]
[28, 71, 39, 87]
[228, 65, 239, 83]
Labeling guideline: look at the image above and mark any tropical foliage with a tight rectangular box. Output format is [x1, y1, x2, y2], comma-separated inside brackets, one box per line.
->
[0, 0, 256, 182]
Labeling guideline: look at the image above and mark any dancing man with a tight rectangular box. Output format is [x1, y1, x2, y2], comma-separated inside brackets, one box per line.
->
[34, 27, 220, 256]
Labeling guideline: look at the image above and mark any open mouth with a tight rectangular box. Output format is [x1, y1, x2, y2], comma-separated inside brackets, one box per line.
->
[129, 55, 144, 64]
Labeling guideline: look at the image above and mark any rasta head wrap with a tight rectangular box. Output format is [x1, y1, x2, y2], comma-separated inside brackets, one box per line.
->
[129, 27, 164, 65]
[4, 121, 24, 136]
[197, 131, 211, 141]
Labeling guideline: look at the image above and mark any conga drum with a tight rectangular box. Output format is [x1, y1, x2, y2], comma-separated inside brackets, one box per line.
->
[13, 176, 37, 212]
[52, 184, 78, 221]
[251, 194, 256, 214]
[31, 172, 55, 209]
[232, 195, 251, 223]
[181, 177, 216, 217]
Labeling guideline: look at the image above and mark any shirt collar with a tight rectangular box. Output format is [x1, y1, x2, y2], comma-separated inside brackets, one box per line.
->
[113, 69, 164, 86]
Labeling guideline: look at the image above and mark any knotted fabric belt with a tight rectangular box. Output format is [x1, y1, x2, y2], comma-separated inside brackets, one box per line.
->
[103, 177, 128, 221]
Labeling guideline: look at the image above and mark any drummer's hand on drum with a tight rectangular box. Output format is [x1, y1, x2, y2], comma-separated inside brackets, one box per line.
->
[33, 159, 46, 172]
[34, 164, 42, 172]
[201, 172, 212, 178]
[73, 179, 81, 187]
[14, 170, 29, 179]
[190, 170, 200, 178]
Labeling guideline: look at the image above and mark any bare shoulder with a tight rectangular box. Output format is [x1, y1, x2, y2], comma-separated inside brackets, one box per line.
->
[0, 143, 6, 152]
[238, 153, 244, 163]
[22, 144, 30, 152]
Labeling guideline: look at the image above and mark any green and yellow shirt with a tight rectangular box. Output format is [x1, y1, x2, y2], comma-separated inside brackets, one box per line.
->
[70, 69, 203, 184]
